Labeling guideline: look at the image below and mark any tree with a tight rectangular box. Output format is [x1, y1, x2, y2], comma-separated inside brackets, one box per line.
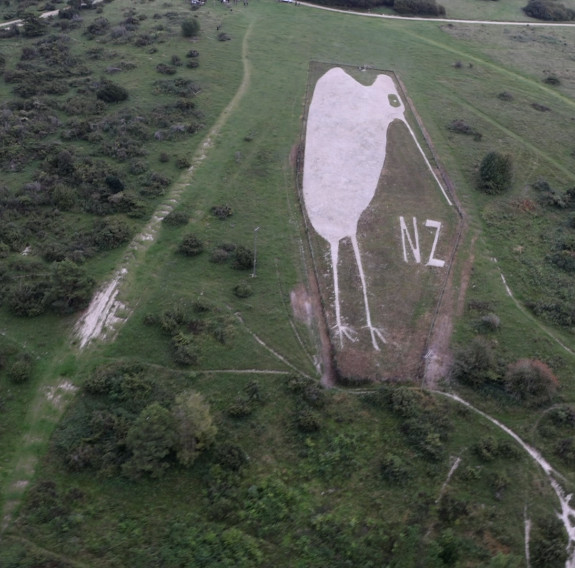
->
[172, 390, 217, 466]
[478, 151, 513, 194]
[181, 19, 200, 38]
[48, 259, 95, 314]
[123, 403, 178, 479]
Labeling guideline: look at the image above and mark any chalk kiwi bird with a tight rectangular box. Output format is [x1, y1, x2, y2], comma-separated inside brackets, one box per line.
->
[302, 67, 450, 350]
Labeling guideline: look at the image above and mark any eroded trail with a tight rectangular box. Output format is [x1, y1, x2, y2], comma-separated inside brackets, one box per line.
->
[75, 20, 256, 348]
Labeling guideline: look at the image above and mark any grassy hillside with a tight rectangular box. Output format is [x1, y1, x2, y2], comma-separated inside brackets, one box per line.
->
[0, 0, 574, 566]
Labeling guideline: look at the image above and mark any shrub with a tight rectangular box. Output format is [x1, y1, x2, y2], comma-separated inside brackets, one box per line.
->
[474, 312, 501, 333]
[497, 91, 514, 101]
[523, 0, 574, 21]
[295, 408, 321, 432]
[8, 355, 33, 384]
[172, 332, 201, 366]
[210, 248, 230, 264]
[232, 246, 254, 270]
[447, 119, 482, 141]
[175, 156, 191, 169]
[233, 282, 253, 298]
[226, 396, 253, 418]
[380, 454, 410, 483]
[214, 443, 248, 471]
[393, 0, 446, 15]
[178, 234, 204, 257]
[451, 337, 501, 388]
[544, 74, 561, 86]
[505, 359, 558, 406]
[156, 64, 177, 75]
[7, 280, 50, 317]
[96, 81, 129, 103]
[163, 210, 189, 226]
[92, 218, 132, 250]
[477, 151, 513, 194]
[181, 19, 200, 38]
[210, 204, 233, 220]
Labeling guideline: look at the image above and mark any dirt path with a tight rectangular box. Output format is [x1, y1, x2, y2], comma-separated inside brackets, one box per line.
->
[1, 20, 258, 537]
[438, 391, 575, 568]
[492, 258, 575, 358]
[75, 20, 256, 349]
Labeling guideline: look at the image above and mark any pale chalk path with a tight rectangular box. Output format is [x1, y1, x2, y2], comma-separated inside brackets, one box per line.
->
[439, 392, 575, 568]
[75, 19, 256, 348]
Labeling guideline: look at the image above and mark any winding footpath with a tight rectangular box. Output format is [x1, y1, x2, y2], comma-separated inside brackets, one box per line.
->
[438, 392, 575, 567]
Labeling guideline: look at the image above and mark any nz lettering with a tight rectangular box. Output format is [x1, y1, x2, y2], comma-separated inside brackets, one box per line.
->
[399, 216, 445, 268]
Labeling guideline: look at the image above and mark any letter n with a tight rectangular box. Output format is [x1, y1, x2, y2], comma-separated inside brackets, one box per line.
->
[399, 216, 421, 264]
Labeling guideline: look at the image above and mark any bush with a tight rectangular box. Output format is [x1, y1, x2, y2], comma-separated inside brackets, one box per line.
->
[8, 355, 33, 384]
[523, 0, 574, 21]
[232, 246, 254, 270]
[544, 74, 561, 86]
[175, 156, 191, 169]
[477, 151, 513, 194]
[92, 218, 132, 250]
[210, 248, 230, 264]
[295, 408, 321, 432]
[233, 282, 253, 298]
[447, 119, 482, 141]
[505, 359, 558, 406]
[451, 337, 501, 388]
[393, 0, 446, 15]
[96, 81, 129, 103]
[214, 443, 248, 471]
[178, 234, 204, 257]
[211, 205, 233, 220]
[163, 210, 189, 226]
[181, 19, 200, 38]
[474, 312, 501, 333]
[380, 454, 410, 483]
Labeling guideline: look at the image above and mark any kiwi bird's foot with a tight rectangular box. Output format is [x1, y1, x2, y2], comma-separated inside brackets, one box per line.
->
[333, 324, 358, 348]
[365, 325, 386, 350]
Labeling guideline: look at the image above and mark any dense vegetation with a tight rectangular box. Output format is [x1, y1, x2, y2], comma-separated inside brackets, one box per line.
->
[306, 0, 446, 17]
[0, 0, 205, 321]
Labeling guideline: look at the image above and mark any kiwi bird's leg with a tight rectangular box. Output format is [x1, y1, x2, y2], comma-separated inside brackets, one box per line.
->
[350, 233, 386, 350]
[330, 239, 357, 348]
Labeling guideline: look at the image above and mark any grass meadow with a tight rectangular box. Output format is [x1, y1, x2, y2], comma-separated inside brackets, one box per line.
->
[1, 0, 575, 566]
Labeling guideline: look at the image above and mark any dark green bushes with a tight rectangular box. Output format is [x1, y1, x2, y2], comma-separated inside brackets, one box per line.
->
[504, 359, 558, 406]
[447, 119, 482, 141]
[393, 0, 446, 16]
[178, 233, 204, 256]
[523, 0, 574, 21]
[451, 337, 501, 388]
[181, 18, 200, 38]
[477, 151, 513, 194]
[96, 80, 129, 103]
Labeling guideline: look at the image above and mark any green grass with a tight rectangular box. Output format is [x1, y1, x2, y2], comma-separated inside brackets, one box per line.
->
[1, 0, 575, 565]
